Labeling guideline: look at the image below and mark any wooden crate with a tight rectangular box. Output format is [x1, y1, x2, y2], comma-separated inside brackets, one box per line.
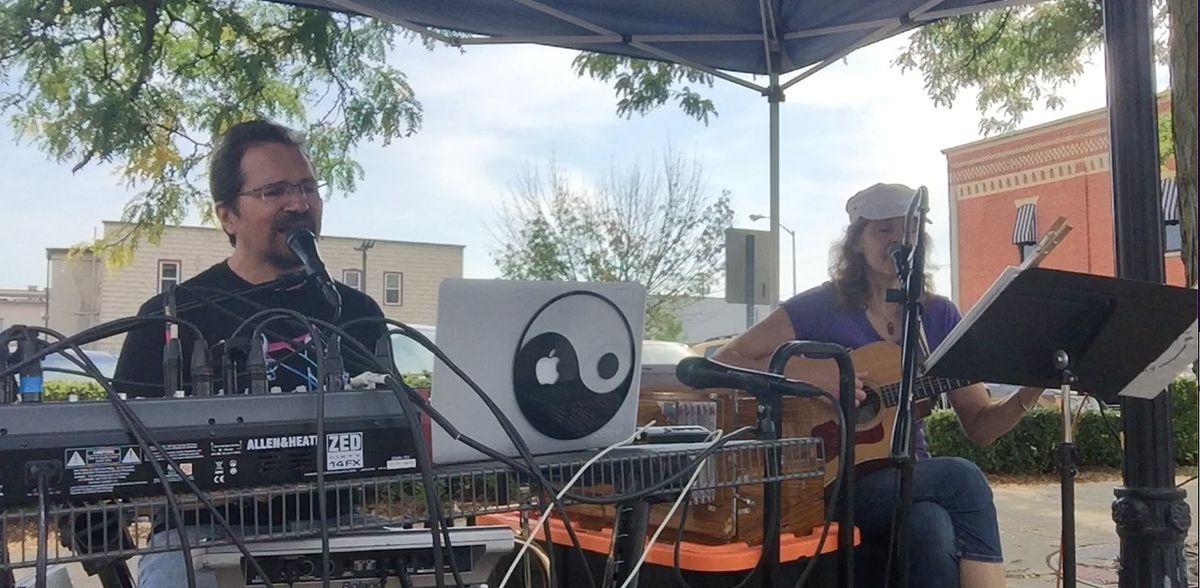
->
[568, 366, 826, 546]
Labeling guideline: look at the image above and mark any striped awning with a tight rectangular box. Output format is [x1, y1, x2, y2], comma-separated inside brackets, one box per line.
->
[1162, 178, 1180, 223]
[1012, 203, 1037, 245]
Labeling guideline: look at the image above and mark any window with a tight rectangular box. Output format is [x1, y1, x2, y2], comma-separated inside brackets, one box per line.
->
[342, 269, 363, 291]
[1162, 179, 1180, 252]
[1012, 203, 1037, 262]
[158, 260, 180, 294]
[383, 272, 403, 306]
[1018, 242, 1038, 262]
[1165, 222, 1182, 252]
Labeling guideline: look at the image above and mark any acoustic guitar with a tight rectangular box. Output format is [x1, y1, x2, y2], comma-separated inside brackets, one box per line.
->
[786, 341, 972, 486]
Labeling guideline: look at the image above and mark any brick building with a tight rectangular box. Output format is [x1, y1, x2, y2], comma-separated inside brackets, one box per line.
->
[47, 221, 464, 352]
[943, 97, 1185, 310]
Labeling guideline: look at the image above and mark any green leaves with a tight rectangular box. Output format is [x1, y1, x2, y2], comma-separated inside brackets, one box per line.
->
[493, 149, 734, 340]
[0, 0, 428, 260]
[895, 0, 1105, 135]
[572, 53, 717, 124]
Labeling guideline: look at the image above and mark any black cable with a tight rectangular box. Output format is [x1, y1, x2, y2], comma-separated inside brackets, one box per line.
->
[35, 468, 49, 588]
[21, 326, 275, 588]
[232, 309, 333, 588]
[329, 317, 759, 588]
[40, 367, 183, 390]
[0, 316, 206, 380]
[395, 562, 415, 588]
[1096, 399, 1123, 446]
[160, 285, 460, 587]
[323, 318, 581, 586]
[189, 288, 460, 588]
[348, 319, 743, 505]
[789, 388, 849, 588]
[20, 327, 199, 588]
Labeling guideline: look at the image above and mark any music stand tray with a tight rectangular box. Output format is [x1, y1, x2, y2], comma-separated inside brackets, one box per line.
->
[925, 266, 1196, 404]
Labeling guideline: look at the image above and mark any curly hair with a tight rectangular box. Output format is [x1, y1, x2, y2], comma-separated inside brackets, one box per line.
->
[828, 219, 935, 310]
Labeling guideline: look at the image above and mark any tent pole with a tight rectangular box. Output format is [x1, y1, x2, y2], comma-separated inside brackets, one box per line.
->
[769, 74, 782, 307]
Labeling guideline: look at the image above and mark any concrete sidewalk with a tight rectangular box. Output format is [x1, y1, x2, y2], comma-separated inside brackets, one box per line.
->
[995, 476, 1199, 587]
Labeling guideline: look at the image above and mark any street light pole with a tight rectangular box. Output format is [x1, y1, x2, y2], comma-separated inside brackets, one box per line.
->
[750, 214, 796, 297]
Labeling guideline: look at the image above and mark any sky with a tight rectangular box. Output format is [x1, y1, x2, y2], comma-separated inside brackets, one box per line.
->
[0, 30, 1133, 301]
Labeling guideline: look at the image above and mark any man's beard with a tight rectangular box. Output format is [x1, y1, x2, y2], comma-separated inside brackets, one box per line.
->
[267, 212, 320, 271]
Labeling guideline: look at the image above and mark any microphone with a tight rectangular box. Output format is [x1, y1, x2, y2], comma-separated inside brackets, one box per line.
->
[888, 241, 910, 279]
[675, 356, 823, 398]
[285, 228, 343, 311]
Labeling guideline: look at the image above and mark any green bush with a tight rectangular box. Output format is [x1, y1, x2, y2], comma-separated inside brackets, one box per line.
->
[1171, 375, 1198, 466]
[42, 380, 108, 401]
[926, 375, 1197, 474]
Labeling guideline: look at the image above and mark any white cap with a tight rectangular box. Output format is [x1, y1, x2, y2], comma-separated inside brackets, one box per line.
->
[845, 183, 917, 223]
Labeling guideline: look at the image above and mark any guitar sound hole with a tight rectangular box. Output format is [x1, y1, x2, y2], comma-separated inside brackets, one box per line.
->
[857, 388, 882, 425]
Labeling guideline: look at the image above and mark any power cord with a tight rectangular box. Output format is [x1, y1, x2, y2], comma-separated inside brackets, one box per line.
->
[496, 421, 660, 588]
[617, 426, 755, 588]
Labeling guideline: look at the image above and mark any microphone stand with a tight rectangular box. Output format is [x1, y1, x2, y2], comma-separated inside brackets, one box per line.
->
[885, 188, 928, 588]
[768, 341, 857, 588]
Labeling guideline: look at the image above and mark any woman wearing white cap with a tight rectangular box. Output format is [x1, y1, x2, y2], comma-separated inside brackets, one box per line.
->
[715, 183, 1042, 587]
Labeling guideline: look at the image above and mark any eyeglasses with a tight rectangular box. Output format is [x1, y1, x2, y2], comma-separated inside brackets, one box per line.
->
[239, 180, 322, 203]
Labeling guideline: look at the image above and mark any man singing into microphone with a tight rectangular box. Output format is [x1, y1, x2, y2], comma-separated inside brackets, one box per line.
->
[114, 120, 386, 587]
[115, 120, 385, 398]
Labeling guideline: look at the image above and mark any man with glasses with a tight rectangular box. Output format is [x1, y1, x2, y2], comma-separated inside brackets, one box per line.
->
[114, 120, 387, 587]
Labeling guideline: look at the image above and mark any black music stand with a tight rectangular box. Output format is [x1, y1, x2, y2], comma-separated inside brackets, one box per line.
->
[924, 266, 1197, 588]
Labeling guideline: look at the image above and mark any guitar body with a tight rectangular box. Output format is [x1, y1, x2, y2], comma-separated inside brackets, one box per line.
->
[784, 341, 935, 487]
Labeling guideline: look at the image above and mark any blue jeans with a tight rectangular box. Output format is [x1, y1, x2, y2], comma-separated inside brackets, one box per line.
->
[853, 457, 1003, 588]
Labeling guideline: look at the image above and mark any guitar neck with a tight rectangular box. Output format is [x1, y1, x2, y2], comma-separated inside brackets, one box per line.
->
[877, 375, 973, 407]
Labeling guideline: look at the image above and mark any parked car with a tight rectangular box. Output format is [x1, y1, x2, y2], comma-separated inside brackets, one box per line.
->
[41, 349, 118, 384]
[690, 336, 735, 358]
[390, 324, 437, 376]
[641, 340, 699, 366]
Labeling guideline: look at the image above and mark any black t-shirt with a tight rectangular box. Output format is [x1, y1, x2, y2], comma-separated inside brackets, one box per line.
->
[115, 260, 386, 397]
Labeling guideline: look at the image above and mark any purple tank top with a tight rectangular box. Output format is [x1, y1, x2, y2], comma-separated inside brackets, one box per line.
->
[780, 282, 963, 459]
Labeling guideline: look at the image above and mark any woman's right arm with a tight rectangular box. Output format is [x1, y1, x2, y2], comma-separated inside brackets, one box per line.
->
[712, 308, 796, 371]
[713, 307, 865, 401]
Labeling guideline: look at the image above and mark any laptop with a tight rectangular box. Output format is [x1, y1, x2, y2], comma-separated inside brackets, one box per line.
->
[429, 279, 647, 465]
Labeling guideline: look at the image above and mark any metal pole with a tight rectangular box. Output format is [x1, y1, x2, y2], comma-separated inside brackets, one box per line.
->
[1102, 0, 1191, 586]
[785, 225, 796, 297]
[745, 234, 756, 329]
[768, 74, 783, 305]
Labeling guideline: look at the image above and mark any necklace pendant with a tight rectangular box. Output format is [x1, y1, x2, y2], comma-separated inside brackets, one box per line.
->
[887, 322, 895, 336]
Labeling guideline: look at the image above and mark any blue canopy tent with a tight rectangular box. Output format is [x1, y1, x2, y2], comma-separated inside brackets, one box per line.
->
[276, 0, 1034, 304]
[258, 1, 1181, 586]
